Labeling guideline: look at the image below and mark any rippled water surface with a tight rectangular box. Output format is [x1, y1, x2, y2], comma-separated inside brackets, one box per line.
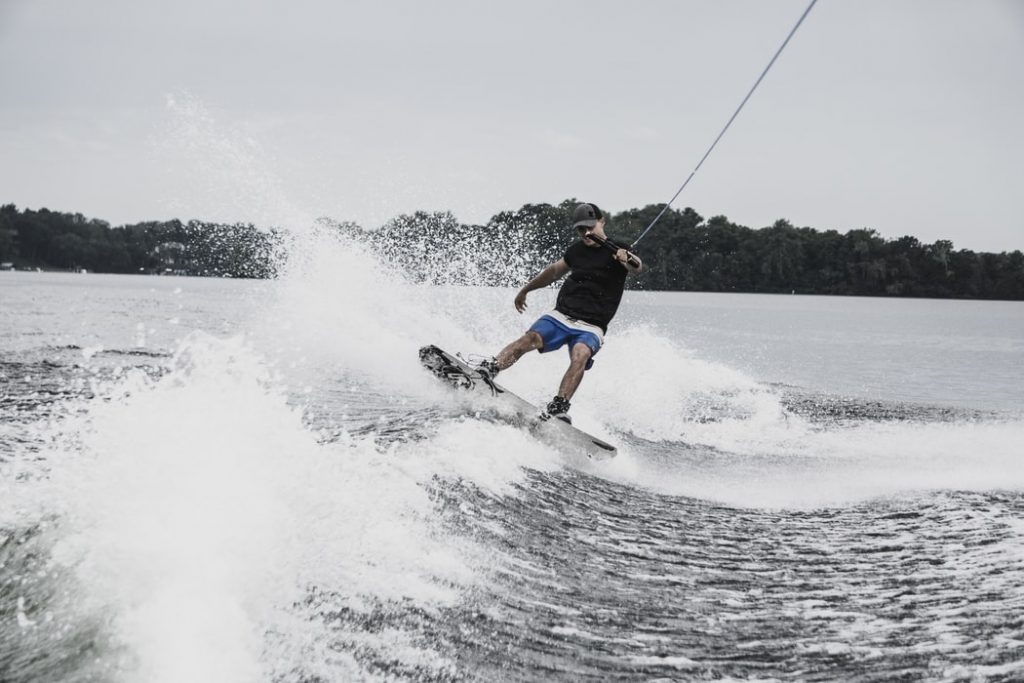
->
[2, 266, 1022, 682]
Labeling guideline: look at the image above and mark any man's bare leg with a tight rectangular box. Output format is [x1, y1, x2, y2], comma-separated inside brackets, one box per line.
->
[556, 343, 593, 401]
[495, 331, 543, 370]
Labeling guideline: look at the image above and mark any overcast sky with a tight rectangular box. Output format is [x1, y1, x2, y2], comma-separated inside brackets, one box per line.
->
[1, 0, 1021, 252]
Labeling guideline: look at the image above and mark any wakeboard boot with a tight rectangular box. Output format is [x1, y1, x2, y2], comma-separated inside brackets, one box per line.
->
[475, 357, 500, 382]
[543, 395, 572, 424]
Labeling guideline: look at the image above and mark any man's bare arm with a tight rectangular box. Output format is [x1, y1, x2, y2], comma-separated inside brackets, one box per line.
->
[514, 259, 570, 313]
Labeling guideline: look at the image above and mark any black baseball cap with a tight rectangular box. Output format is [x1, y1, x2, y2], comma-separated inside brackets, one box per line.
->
[572, 203, 603, 229]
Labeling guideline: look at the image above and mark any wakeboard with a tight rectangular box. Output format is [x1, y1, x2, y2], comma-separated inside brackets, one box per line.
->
[418, 344, 617, 460]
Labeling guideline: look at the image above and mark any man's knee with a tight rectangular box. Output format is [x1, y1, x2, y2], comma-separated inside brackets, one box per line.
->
[569, 343, 593, 365]
[523, 331, 543, 350]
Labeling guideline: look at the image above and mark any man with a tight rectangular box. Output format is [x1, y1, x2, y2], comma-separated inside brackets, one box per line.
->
[476, 203, 642, 423]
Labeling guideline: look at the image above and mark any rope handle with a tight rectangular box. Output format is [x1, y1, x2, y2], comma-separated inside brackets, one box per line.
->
[585, 233, 641, 269]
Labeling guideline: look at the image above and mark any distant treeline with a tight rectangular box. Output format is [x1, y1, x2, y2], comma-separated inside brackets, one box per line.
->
[2, 201, 1022, 299]
[0, 204, 281, 278]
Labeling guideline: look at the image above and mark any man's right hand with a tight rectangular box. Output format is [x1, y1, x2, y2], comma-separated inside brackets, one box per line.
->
[514, 290, 528, 313]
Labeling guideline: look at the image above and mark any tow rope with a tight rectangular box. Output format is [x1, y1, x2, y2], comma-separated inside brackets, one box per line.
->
[630, 0, 819, 249]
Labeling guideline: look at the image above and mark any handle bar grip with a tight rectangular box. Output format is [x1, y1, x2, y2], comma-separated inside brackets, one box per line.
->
[586, 232, 640, 269]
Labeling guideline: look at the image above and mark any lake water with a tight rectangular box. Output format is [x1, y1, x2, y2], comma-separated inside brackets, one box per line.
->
[1, 249, 1023, 681]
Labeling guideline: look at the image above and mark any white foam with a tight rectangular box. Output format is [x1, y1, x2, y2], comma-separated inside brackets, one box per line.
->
[18, 333, 513, 681]
[624, 654, 699, 669]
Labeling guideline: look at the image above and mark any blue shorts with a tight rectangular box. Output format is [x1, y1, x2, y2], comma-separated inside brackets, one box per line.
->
[528, 311, 604, 371]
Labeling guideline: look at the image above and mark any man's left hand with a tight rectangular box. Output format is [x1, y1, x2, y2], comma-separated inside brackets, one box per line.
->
[614, 248, 642, 271]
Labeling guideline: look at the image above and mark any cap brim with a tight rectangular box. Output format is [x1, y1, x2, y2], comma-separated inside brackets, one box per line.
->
[573, 219, 598, 229]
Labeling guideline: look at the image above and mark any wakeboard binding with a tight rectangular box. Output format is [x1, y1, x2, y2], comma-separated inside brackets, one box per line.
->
[418, 344, 503, 394]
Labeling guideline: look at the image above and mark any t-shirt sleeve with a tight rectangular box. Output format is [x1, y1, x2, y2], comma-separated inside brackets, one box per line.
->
[562, 244, 575, 268]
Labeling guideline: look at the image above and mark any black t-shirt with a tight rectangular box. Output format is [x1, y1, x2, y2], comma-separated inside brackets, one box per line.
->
[555, 237, 628, 333]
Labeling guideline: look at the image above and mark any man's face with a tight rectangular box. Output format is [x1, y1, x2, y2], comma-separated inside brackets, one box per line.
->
[577, 225, 594, 245]
[578, 217, 605, 246]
